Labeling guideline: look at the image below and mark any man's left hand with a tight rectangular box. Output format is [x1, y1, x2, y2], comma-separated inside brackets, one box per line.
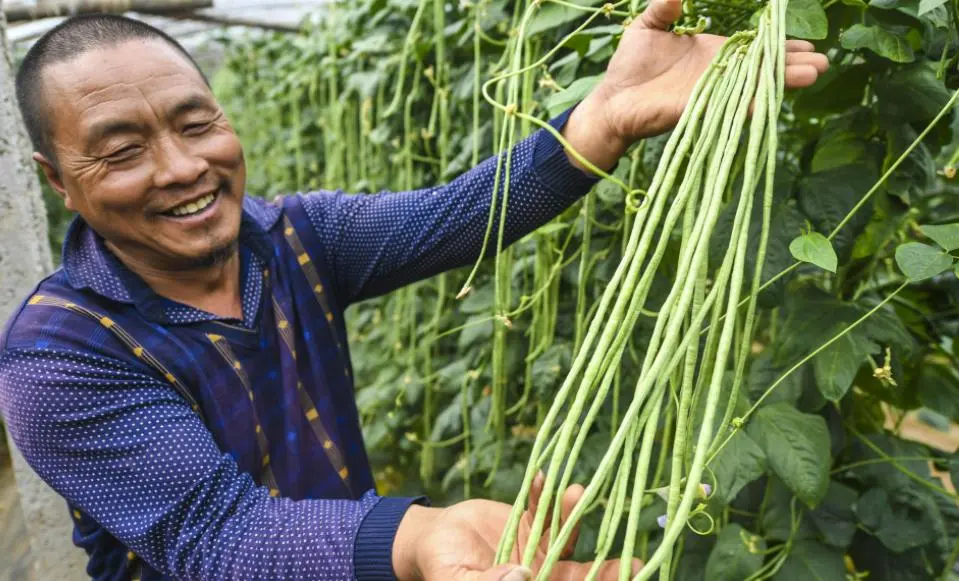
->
[563, 0, 829, 172]
[392, 472, 640, 580]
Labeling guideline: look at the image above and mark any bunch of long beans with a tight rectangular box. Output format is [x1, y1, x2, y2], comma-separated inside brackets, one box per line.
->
[493, 0, 787, 577]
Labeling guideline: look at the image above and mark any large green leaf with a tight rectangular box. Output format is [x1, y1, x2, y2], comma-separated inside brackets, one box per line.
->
[886, 124, 937, 204]
[921, 223, 959, 251]
[813, 332, 880, 400]
[807, 481, 859, 549]
[675, 532, 715, 581]
[854, 487, 938, 552]
[708, 430, 766, 505]
[775, 286, 915, 401]
[705, 524, 766, 581]
[748, 403, 831, 508]
[790, 232, 838, 272]
[793, 66, 871, 119]
[916, 356, 959, 420]
[786, 0, 829, 39]
[798, 163, 879, 260]
[840, 24, 915, 62]
[895, 242, 954, 281]
[773, 541, 847, 581]
[875, 63, 954, 123]
[747, 351, 805, 408]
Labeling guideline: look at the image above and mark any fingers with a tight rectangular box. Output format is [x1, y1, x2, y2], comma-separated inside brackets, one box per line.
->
[594, 559, 643, 581]
[474, 565, 533, 581]
[785, 39, 816, 53]
[784, 64, 822, 89]
[635, 0, 683, 31]
[527, 471, 545, 522]
[560, 484, 585, 558]
[785, 51, 829, 74]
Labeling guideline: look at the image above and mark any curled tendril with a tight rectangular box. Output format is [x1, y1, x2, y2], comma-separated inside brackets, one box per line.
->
[625, 188, 648, 213]
[673, 15, 709, 35]
[686, 503, 716, 535]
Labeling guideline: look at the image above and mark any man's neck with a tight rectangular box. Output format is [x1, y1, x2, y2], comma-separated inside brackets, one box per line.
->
[106, 241, 244, 320]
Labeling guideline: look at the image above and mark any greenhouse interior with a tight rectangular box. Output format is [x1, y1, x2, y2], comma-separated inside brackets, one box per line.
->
[2, 0, 959, 579]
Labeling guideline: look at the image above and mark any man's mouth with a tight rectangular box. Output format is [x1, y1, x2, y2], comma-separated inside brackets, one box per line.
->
[164, 190, 219, 218]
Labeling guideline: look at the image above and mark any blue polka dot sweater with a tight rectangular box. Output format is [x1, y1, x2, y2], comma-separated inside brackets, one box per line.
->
[0, 108, 598, 580]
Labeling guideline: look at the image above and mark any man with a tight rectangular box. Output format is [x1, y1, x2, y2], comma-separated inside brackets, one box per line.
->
[0, 1, 826, 580]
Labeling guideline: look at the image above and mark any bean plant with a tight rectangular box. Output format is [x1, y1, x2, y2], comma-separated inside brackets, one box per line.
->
[205, 0, 959, 577]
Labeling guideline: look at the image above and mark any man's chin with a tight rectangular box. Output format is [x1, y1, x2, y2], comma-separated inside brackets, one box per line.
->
[179, 238, 240, 270]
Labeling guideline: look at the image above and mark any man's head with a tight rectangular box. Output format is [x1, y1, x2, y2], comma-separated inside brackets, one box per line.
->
[16, 14, 246, 271]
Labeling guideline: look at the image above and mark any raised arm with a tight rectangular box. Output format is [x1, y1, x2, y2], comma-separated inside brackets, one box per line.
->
[299, 108, 599, 305]
[0, 347, 407, 580]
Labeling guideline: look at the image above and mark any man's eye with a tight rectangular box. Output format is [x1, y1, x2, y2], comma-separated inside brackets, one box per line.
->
[107, 145, 142, 161]
[184, 122, 212, 134]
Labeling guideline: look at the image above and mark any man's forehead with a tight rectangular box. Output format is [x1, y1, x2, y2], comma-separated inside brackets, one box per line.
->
[44, 39, 206, 105]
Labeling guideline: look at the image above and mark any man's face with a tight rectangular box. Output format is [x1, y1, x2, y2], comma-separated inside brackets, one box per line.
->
[40, 39, 246, 270]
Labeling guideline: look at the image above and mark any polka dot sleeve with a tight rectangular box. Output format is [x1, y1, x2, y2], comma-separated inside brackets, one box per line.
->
[0, 347, 380, 580]
[300, 109, 599, 305]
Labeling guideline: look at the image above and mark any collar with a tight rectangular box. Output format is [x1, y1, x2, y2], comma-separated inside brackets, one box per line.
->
[61, 196, 282, 321]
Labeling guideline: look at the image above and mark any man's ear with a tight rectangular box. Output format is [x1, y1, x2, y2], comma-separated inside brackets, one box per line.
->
[33, 152, 75, 211]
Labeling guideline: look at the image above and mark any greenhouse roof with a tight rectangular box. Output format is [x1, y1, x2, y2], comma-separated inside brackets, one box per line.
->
[6, 0, 326, 47]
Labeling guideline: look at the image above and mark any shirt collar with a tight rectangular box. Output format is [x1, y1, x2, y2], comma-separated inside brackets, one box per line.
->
[61, 196, 282, 320]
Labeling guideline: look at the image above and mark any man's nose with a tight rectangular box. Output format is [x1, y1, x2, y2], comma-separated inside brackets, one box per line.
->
[152, 134, 210, 188]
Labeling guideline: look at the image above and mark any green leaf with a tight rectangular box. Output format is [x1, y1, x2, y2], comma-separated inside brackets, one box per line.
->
[840, 24, 915, 62]
[676, 532, 715, 581]
[918, 0, 948, 15]
[895, 242, 954, 281]
[807, 481, 859, 549]
[705, 524, 766, 581]
[747, 351, 805, 408]
[775, 286, 914, 401]
[921, 223, 959, 251]
[761, 477, 820, 540]
[544, 74, 603, 118]
[916, 356, 959, 420]
[429, 394, 463, 441]
[773, 541, 847, 581]
[708, 430, 766, 505]
[793, 66, 871, 118]
[854, 487, 938, 551]
[798, 163, 879, 260]
[815, 332, 881, 401]
[526, 0, 604, 36]
[786, 0, 829, 39]
[457, 315, 492, 351]
[748, 403, 831, 508]
[875, 63, 953, 123]
[789, 232, 838, 272]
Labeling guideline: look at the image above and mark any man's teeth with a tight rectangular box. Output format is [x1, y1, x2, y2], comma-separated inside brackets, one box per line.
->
[170, 193, 216, 217]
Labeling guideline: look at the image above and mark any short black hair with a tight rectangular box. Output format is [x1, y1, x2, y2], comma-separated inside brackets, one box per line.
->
[15, 13, 210, 168]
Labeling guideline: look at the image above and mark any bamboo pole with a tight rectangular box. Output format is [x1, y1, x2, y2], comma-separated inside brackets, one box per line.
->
[160, 10, 302, 33]
[4, 0, 212, 22]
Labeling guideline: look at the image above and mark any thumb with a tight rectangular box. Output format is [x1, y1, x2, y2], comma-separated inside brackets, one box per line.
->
[635, 0, 683, 30]
[474, 565, 533, 581]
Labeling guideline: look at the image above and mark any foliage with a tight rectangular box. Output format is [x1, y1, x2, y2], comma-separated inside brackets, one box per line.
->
[31, 0, 959, 575]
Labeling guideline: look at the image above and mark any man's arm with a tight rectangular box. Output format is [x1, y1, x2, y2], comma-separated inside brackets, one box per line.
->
[0, 347, 412, 580]
[299, 107, 602, 306]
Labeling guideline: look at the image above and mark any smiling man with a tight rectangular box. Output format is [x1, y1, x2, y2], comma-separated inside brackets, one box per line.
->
[0, 5, 827, 581]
